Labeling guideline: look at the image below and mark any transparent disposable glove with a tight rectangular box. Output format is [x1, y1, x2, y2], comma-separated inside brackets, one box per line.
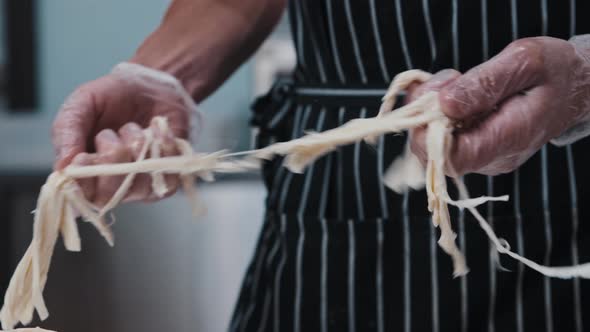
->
[52, 63, 198, 206]
[409, 36, 590, 176]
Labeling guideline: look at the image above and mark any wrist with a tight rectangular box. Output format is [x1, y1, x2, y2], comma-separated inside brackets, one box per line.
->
[569, 34, 590, 64]
[128, 23, 216, 102]
[111, 62, 199, 114]
[128, 0, 285, 102]
[128, 0, 248, 101]
[129, 48, 209, 102]
[550, 119, 590, 146]
[551, 34, 590, 146]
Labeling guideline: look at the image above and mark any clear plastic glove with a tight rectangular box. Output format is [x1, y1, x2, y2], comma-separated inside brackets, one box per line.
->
[410, 36, 590, 176]
[52, 63, 198, 206]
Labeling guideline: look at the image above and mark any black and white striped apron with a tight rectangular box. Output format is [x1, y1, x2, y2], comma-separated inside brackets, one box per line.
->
[229, 1, 590, 331]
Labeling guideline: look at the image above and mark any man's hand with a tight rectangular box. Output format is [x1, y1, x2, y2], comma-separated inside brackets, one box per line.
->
[52, 69, 190, 206]
[50, 0, 287, 207]
[410, 37, 590, 176]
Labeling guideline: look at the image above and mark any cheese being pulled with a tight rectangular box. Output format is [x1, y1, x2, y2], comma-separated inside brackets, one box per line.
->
[2, 69, 590, 330]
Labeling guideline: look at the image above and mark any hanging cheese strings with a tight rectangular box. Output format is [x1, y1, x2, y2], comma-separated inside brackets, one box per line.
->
[3, 68, 590, 331]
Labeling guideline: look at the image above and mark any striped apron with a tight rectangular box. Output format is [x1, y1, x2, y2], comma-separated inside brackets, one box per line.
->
[229, 1, 590, 331]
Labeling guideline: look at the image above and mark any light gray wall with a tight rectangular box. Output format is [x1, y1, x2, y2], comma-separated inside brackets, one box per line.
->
[38, 0, 254, 120]
[38, 0, 169, 114]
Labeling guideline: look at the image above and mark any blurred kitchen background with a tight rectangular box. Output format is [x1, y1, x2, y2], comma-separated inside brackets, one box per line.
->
[0, 1, 295, 331]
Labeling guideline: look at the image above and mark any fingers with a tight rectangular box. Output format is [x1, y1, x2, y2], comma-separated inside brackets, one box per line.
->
[119, 123, 153, 202]
[446, 87, 549, 175]
[119, 122, 146, 156]
[162, 106, 190, 139]
[69, 122, 182, 206]
[439, 38, 546, 120]
[409, 126, 428, 166]
[146, 120, 181, 201]
[118, 121, 181, 203]
[70, 153, 97, 202]
[160, 142, 181, 200]
[92, 129, 134, 206]
[407, 70, 461, 166]
[405, 69, 461, 104]
[65, 117, 184, 206]
[52, 87, 96, 170]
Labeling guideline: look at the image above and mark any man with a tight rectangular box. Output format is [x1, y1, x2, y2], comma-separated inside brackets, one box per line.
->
[52, 0, 590, 331]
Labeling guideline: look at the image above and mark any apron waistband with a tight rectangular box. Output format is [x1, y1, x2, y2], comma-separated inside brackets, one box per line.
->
[249, 78, 404, 149]
[271, 78, 404, 100]
[294, 86, 389, 98]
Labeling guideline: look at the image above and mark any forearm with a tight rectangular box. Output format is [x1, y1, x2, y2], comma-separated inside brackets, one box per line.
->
[130, 0, 287, 101]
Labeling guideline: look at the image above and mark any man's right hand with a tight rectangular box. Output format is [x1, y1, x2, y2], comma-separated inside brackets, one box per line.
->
[52, 68, 192, 207]
[51, 0, 288, 207]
